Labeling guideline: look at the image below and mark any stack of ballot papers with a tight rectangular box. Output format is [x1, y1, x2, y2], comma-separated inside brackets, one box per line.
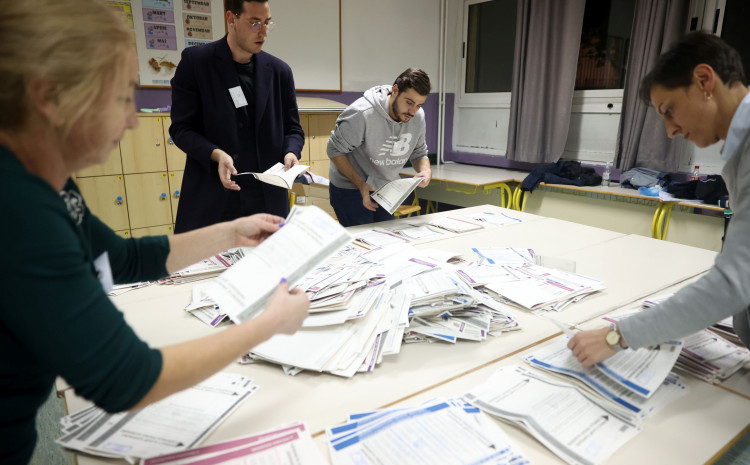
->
[711, 316, 743, 345]
[352, 228, 410, 250]
[483, 262, 604, 314]
[464, 365, 642, 465]
[523, 334, 688, 424]
[141, 421, 327, 465]
[326, 398, 530, 465]
[107, 281, 152, 296]
[57, 373, 257, 461]
[159, 248, 247, 285]
[675, 328, 750, 383]
[427, 216, 484, 233]
[629, 304, 750, 383]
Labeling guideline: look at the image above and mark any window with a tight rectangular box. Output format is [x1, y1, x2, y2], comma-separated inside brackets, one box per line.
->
[460, 0, 517, 103]
[574, 0, 636, 91]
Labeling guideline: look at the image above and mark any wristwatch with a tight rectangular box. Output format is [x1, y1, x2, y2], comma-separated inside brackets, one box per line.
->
[605, 323, 625, 351]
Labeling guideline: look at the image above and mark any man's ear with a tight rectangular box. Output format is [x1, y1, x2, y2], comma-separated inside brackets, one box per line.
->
[27, 76, 62, 125]
[391, 83, 399, 96]
[693, 63, 717, 93]
[226, 10, 236, 29]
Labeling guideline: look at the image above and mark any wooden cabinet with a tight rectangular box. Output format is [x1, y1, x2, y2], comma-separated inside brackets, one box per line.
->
[75, 114, 183, 237]
[75, 108, 340, 234]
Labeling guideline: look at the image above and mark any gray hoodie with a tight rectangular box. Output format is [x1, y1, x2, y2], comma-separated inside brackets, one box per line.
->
[326, 85, 428, 190]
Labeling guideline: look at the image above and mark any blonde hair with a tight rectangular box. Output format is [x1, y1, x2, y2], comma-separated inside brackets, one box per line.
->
[0, 0, 134, 136]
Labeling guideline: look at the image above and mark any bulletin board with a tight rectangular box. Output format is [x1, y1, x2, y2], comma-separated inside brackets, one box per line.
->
[104, 0, 341, 91]
[105, 0, 226, 88]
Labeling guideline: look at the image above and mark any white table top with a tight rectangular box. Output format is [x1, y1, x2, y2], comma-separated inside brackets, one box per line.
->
[63, 206, 740, 464]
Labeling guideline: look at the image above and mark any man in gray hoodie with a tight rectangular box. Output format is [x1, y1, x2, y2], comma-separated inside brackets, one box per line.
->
[327, 68, 433, 226]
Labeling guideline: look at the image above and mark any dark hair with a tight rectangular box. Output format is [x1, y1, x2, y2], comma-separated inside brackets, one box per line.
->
[225, 0, 268, 16]
[639, 32, 746, 105]
[394, 68, 431, 96]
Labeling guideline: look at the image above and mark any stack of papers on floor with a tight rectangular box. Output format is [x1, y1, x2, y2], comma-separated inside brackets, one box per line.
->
[326, 398, 530, 465]
[464, 365, 641, 465]
[675, 328, 750, 383]
[523, 334, 688, 424]
[142, 421, 327, 465]
[57, 373, 257, 461]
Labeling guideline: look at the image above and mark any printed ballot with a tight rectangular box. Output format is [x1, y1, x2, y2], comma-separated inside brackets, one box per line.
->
[204, 205, 352, 323]
[370, 176, 424, 215]
[234, 162, 309, 189]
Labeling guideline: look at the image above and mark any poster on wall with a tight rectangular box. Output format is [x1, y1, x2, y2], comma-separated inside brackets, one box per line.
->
[104, 0, 226, 87]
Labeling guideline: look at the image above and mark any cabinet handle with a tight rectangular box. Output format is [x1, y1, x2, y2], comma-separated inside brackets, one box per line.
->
[160, 192, 167, 201]
[173, 190, 180, 198]
[156, 140, 161, 147]
[115, 196, 123, 205]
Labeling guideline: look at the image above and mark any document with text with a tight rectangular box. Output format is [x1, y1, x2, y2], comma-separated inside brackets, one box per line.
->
[235, 162, 309, 189]
[370, 176, 424, 215]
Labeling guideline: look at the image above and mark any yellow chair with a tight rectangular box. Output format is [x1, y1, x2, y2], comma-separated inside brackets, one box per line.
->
[394, 204, 421, 219]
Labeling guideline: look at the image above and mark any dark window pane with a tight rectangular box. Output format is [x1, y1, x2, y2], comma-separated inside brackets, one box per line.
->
[465, 0, 517, 93]
[721, 0, 750, 83]
[575, 0, 635, 90]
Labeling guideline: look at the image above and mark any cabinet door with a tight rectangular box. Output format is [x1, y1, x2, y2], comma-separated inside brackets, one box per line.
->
[131, 224, 174, 238]
[309, 159, 330, 179]
[124, 172, 173, 229]
[168, 171, 184, 224]
[76, 146, 123, 177]
[76, 175, 130, 231]
[307, 113, 338, 161]
[120, 116, 167, 173]
[163, 116, 187, 172]
[299, 115, 310, 164]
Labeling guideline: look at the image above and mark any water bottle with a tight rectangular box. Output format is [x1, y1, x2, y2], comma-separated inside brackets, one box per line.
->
[690, 165, 700, 181]
[602, 162, 612, 187]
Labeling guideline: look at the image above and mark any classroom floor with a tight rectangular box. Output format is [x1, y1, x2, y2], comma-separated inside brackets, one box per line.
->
[33, 386, 750, 465]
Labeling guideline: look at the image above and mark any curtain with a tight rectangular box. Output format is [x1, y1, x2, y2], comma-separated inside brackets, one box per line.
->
[505, 0, 586, 163]
[616, 0, 690, 171]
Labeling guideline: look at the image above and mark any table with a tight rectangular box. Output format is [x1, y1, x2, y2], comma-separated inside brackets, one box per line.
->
[63, 205, 743, 465]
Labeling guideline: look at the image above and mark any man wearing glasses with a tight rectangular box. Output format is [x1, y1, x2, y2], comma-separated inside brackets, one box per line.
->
[170, 0, 304, 232]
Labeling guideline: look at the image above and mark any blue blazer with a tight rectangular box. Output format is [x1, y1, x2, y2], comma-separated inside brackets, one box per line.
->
[170, 35, 304, 232]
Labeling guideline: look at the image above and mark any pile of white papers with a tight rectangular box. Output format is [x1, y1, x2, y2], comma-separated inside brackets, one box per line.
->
[57, 373, 257, 461]
[711, 316, 742, 345]
[484, 263, 604, 313]
[523, 335, 688, 423]
[107, 281, 152, 296]
[465, 210, 523, 226]
[326, 398, 530, 465]
[160, 248, 247, 285]
[427, 216, 484, 233]
[465, 365, 641, 465]
[352, 229, 410, 250]
[142, 421, 327, 465]
[675, 328, 750, 383]
[204, 206, 352, 323]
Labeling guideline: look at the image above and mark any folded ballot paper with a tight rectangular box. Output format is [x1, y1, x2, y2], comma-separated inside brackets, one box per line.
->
[142, 421, 327, 465]
[234, 162, 309, 189]
[370, 176, 424, 215]
[326, 398, 530, 465]
[465, 365, 642, 465]
[203, 205, 352, 323]
[57, 373, 257, 461]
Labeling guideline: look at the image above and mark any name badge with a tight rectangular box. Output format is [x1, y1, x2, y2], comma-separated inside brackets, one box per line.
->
[229, 86, 248, 108]
[94, 252, 114, 293]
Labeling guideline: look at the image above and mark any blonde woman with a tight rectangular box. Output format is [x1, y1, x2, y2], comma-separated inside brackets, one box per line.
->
[0, 1, 309, 463]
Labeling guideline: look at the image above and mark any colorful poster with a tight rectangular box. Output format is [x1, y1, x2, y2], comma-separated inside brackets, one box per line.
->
[142, 0, 174, 10]
[142, 8, 174, 23]
[144, 23, 177, 38]
[184, 24, 212, 40]
[105, 1, 135, 28]
[146, 36, 178, 50]
[182, 0, 211, 14]
[182, 12, 211, 29]
[185, 38, 212, 48]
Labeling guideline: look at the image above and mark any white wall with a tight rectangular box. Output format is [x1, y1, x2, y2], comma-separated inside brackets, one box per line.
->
[340, 0, 441, 91]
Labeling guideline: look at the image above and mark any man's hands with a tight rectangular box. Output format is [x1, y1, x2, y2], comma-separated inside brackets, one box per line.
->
[283, 152, 299, 170]
[359, 182, 379, 211]
[416, 169, 432, 188]
[212, 149, 240, 191]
